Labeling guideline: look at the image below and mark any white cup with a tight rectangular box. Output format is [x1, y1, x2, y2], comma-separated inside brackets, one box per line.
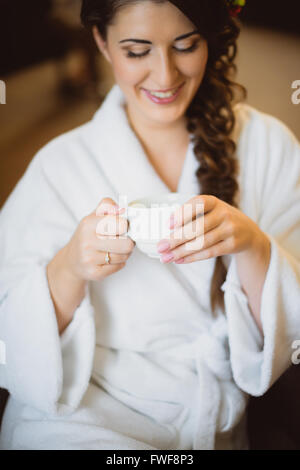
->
[124, 193, 197, 259]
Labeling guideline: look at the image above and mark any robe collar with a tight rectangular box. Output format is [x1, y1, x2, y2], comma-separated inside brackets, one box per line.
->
[88, 83, 199, 206]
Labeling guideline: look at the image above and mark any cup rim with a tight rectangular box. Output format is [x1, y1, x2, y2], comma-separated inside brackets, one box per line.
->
[128, 193, 197, 209]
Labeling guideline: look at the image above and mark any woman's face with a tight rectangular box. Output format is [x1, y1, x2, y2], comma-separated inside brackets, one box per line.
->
[93, 1, 208, 128]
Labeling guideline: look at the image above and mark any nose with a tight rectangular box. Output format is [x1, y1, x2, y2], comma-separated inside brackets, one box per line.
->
[152, 48, 179, 89]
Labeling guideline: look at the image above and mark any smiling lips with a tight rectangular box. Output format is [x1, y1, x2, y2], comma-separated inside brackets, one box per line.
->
[142, 83, 185, 104]
[143, 82, 185, 99]
[144, 83, 184, 93]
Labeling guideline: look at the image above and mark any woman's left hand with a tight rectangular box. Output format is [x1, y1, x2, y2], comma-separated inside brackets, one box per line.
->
[157, 195, 268, 264]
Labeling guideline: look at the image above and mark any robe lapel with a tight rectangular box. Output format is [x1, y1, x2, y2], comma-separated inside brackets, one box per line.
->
[88, 84, 200, 205]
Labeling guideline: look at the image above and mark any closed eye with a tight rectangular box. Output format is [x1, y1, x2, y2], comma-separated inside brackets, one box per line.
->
[126, 41, 200, 59]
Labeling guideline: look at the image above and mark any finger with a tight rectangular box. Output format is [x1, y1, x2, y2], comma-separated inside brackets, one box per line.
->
[164, 208, 223, 252]
[96, 215, 129, 236]
[171, 195, 217, 229]
[170, 225, 226, 261]
[95, 198, 125, 216]
[96, 205, 126, 216]
[174, 238, 232, 264]
[95, 234, 135, 255]
[93, 251, 129, 266]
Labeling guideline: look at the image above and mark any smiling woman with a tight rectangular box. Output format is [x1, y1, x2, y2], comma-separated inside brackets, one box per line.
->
[1, 0, 300, 453]
[83, 0, 245, 316]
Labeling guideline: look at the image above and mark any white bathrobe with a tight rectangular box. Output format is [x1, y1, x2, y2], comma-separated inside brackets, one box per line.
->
[0, 83, 300, 450]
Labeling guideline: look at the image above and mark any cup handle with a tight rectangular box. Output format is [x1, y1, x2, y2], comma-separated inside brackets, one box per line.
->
[124, 207, 136, 240]
[126, 219, 134, 240]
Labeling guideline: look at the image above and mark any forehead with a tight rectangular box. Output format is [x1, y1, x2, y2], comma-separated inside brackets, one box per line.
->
[108, 2, 196, 39]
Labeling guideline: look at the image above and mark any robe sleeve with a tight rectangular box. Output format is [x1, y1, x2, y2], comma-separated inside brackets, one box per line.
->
[221, 112, 300, 396]
[0, 149, 96, 415]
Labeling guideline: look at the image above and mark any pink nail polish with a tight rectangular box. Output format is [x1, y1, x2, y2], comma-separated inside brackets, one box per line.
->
[161, 252, 174, 263]
[175, 258, 185, 264]
[157, 241, 170, 253]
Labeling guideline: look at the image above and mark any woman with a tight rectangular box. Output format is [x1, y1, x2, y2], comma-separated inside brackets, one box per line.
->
[0, 0, 299, 450]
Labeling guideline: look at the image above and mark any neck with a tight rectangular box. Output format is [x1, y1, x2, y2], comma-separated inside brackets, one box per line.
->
[125, 103, 190, 153]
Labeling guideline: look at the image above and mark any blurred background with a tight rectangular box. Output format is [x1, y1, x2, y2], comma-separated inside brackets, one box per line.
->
[0, 0, 300, 449]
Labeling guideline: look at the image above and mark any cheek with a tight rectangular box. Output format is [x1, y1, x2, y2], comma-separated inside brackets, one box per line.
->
[193, 59, 208, 79]
[111, 56, 146, 85]
[183, 47, 208, 79]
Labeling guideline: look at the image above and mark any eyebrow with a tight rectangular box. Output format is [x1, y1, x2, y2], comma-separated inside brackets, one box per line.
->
[119, 30, 200, 44]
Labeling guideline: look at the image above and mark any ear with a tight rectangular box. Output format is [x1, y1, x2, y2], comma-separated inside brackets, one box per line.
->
[92, 25, 112, 64]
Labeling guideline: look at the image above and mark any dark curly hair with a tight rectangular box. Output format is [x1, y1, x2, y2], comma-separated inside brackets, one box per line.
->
[81, 0, 247, 317]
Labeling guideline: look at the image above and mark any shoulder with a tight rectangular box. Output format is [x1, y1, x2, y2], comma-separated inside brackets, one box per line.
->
[232, 103, 300, 220]
[10, 117, 99, 217]
[233, 102, 299, 147]
[233, 102, 300, 172]
[34, 120, 93, 170]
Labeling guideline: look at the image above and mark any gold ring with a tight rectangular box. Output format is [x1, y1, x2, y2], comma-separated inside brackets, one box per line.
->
[105, 252, 110, 265]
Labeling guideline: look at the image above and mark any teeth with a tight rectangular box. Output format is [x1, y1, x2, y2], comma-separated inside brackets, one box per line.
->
[149, 87, 180, 98]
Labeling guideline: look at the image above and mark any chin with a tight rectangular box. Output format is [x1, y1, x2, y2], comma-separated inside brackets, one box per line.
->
[148, 110, 185, 124]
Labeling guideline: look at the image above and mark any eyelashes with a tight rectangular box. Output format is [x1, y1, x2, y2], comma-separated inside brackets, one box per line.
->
[126, 42, 200, 59]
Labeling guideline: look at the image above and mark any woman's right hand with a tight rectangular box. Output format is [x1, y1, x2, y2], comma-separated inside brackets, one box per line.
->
[64, 197, 135, 282]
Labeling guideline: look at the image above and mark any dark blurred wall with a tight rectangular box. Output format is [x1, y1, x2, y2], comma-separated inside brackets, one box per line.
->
[241, 0, 300, 35]
[0, 0, 73, 76]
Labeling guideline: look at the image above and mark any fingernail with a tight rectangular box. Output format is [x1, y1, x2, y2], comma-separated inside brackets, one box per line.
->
[96, 203, 119, 216]
[157, 241, 170, 253]
[161, 252, 174, 263]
